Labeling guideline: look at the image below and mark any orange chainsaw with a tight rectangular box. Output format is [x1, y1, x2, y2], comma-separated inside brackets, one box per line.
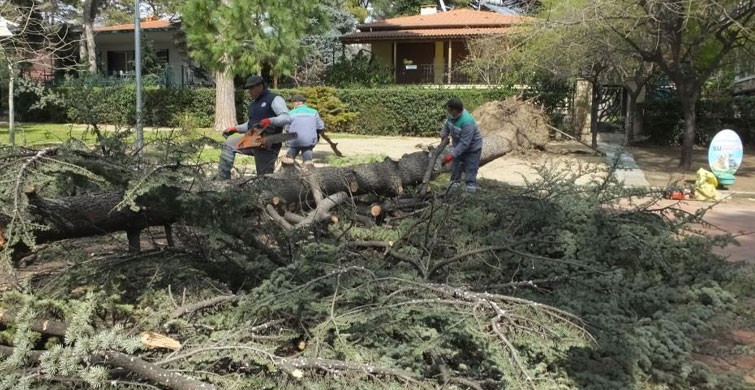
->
[231, 122, 297, 153]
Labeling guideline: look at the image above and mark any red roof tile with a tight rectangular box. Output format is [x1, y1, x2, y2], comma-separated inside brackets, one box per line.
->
[359, 9, 527, 30]
[95, 19, 176, 32]
[341, 27, 514, 43]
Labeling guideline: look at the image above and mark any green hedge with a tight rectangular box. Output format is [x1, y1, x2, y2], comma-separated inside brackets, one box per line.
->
[335, 88, 513, 136]
[641, 97, 755, 146]
[18, 85, 512, 136]
[18, 86, 248, 128]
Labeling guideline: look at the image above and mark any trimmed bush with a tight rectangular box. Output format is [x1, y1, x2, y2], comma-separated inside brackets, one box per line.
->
[641, 97, 755, 146]
[336, 87, 513, 136]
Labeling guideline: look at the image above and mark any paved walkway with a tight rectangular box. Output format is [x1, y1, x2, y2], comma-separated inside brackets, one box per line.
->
[324, 134, 753, 262]
[597, 133, 651, 188]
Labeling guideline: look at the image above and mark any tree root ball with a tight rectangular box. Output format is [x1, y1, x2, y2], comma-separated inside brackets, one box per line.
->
[473, 97, 550, 157]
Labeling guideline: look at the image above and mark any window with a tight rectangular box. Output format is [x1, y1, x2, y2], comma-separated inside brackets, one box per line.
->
[106, 49, 169, 76]
[107, 51, 134, 76]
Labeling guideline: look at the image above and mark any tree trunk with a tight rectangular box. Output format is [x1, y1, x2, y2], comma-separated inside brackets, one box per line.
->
[625, 92, 637, 145]
[633, 100, 644, 138]
[590, 80, 600, 149]
[214, 68, 236, 131]
[79, 33, 87, 64]
[679, 94, 697, 170]
[82, 0, 98, 74]
[7, 190, 180, 247]
[8, 63, 15, 147]
[1, 125, 542, 248]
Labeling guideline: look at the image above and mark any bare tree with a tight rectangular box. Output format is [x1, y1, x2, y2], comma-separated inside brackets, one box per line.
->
[1, 1, 79, 146]
[460, 34, 514, 86]
[507, 5, 623, 148]
[598, 0, 755, 168]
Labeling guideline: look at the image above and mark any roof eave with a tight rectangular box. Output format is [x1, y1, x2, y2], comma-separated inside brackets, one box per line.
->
[340, 32, 505, 44]
[95, 26, 180, 34]
[357, 23, 516, 31]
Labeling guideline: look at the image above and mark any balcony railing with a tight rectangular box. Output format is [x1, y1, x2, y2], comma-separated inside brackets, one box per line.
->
[396, 63, 472, 85]
[103, 65, 205, 87]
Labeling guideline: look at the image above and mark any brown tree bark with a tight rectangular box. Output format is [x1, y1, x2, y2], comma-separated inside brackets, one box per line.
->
[590, 79, 601, 149]
[7, 190, 180, 248]
[678, 89, 698, 170]
[214, 68, 237, 131]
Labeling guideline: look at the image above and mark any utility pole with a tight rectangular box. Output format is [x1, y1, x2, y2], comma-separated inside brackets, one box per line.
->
[134, 0, 143, 155]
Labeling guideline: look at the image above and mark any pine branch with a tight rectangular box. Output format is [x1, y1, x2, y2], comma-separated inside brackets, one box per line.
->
[0, 345, 216, 390]
[0, 308, 67, 337]
[170, 295, 239, 318]
[419, 136, 449, 197]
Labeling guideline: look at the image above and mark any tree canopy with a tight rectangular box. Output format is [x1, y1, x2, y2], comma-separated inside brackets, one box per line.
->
[181, 0, 327, 79]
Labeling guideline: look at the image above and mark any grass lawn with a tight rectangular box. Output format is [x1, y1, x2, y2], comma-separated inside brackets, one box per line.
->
[324, 153, 387, 167]
[0, 123, 388, 168]
[0, 123, 93, 145]
[0, 122, 258, 166]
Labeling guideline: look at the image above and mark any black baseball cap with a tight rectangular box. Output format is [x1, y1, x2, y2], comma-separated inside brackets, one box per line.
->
[243, 75, 265, 88]
[291, 94, 306, 102]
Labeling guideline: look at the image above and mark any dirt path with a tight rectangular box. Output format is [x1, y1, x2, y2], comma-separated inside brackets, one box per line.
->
[319, 134, 607, 185]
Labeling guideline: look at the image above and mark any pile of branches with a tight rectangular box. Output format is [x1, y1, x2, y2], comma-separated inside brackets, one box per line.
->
[0, 131, 749, 390]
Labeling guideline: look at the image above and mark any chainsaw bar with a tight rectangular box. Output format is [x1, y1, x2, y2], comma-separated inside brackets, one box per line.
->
[263, 132, 297, 147]
[237, 132, 298, 153]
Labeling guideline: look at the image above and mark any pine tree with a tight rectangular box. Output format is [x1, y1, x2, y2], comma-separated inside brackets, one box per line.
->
[181, 0, 327, 130]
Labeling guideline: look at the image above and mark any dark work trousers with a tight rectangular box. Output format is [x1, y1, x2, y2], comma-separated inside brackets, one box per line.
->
[450, 148, 482, 190]
[218, 135, 280, 178]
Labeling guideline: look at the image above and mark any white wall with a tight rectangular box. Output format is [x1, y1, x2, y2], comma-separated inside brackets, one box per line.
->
[95, 29, 190, 83]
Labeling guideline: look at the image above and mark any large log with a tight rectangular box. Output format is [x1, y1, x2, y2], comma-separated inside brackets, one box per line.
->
[25, 190, 179, 244]
[1, 109, 544, 248]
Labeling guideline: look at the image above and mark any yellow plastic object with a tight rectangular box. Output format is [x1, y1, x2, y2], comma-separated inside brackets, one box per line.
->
[694, 168, 720, 201]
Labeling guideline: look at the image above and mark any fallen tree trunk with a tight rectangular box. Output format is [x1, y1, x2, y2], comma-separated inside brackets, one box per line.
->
[1, 98, 548, 249]
[0, 141, 517, 249]
[25, 191, 179, 245]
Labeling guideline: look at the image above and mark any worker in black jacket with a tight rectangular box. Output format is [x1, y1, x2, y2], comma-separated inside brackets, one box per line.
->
[217, 76, 291, 178]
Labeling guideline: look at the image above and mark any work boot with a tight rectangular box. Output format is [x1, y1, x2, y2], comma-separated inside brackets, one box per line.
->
[447, 182, 461, 192]
[303, 160, 315, 170]
[281, 156, 295, 165]
[465, 184, 478, 193]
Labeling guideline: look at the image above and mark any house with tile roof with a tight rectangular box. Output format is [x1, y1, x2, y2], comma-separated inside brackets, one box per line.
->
[94, 18, 203, 86]
[340, 7, 527, 84]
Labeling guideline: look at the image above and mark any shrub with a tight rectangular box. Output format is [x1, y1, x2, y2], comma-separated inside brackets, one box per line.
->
[324, 51, 393, 87]
[275, 86, 357, 133]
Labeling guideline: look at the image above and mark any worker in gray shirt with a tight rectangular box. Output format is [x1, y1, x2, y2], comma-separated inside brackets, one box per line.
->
[281, 94, 325, 168]
[440, 98, 483, 192]
[218, 76, 291, 178]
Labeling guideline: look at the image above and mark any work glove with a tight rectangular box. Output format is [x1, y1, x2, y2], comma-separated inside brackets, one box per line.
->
[443, 154, 454, 164]
[259, 118, 272, 129]
[222, 126, 237, 138]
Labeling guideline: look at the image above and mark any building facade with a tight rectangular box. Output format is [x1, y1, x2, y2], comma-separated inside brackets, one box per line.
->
[340, 7, 526, 84]
[94, 19, 201, 86]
